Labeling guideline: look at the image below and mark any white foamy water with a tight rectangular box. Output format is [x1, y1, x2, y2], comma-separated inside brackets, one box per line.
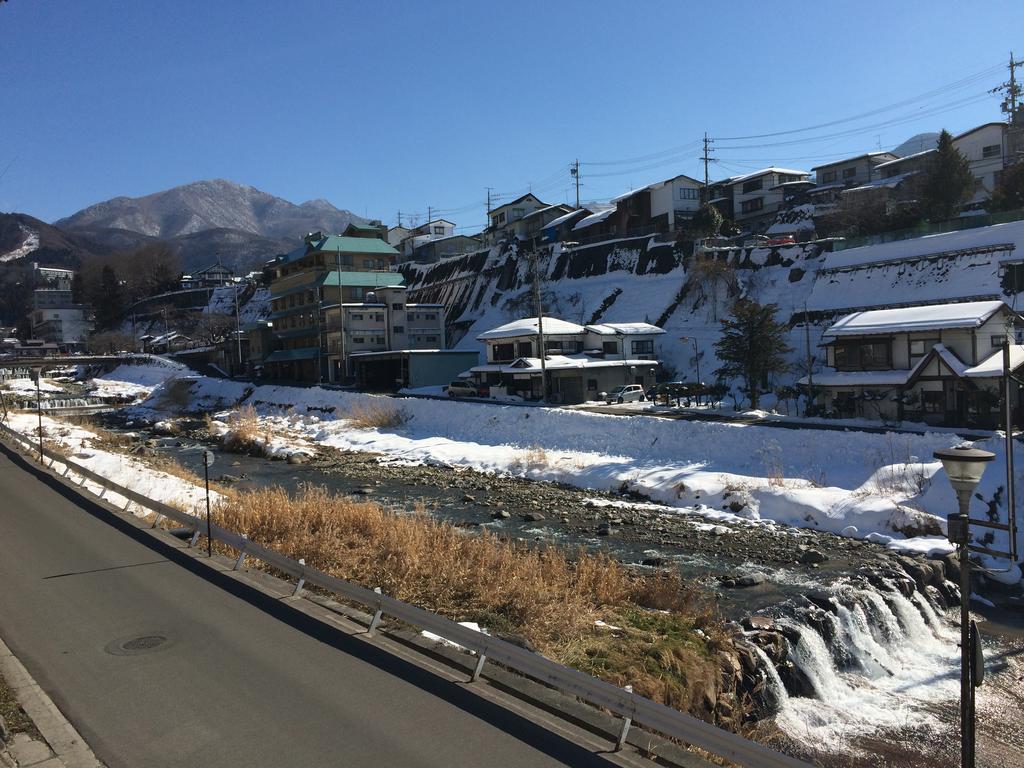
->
[773, 586, 961, 748]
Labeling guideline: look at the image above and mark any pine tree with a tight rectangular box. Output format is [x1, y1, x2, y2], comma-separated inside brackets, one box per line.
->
[991, 161, 1024, 212]
[921, 129, 975, 220]
[95, 264, 124, 329]
[714, 299, 792, 410]
[688, 203, 723, 239]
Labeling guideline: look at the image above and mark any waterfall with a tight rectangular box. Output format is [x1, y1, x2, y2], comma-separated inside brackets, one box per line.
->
[749, 643, 789, 710]
[767, 581, 963, 748]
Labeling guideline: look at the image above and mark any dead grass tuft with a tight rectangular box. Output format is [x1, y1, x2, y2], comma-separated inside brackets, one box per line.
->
[215, 485, 727, 720]
[219, 405, 272, 455]
[345, 399, 411, 429]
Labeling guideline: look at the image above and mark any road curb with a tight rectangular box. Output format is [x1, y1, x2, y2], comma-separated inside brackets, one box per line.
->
[0, 637, 102, 768]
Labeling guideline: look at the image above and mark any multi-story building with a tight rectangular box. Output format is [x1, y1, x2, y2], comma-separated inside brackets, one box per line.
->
[725, 167, 812, 230]
[264, 230, 401, 382]
[28, 266, 89, 348]
[322, 285, 446, 381]
[802, 299, 1023, 428]
[811, 152, 900, 189]
[486, 193, 548, 243]
[463, 316, 663, 403]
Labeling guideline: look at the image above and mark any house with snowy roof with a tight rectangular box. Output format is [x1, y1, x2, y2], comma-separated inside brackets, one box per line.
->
[801, 299, 1024, 428]
[724, 168, 811, 231]
[464, 316, 664, 403]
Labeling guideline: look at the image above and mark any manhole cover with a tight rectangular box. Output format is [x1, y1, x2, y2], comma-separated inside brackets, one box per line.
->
[105, 631, 175, 656]
[122, 635, 166, 651]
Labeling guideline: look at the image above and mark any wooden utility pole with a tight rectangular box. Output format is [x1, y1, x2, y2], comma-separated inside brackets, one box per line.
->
[570, 160, 580, 208]
[530, 251, 547, 401]
[701, 133, 714, 203]
[803, 302, 815, 415]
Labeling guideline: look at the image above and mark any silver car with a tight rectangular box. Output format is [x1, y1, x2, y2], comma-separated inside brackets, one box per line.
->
[604, 384, 646, 404]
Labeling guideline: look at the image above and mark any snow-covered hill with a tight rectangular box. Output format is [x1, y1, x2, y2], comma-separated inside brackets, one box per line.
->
[402, 220, 1024, 390]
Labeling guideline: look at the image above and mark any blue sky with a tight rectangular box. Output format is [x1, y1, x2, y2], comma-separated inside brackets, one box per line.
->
[1, 0, 1022, 231]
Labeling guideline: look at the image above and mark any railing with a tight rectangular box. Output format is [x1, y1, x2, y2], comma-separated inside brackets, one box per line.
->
[0, 421, 809, 768]
[833, 207, 1024, 251]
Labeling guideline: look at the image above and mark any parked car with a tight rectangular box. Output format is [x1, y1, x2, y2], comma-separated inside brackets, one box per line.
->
[444, 380, 485, 398]
[765, 234, 795, 246]
[603, 384, 646, 404]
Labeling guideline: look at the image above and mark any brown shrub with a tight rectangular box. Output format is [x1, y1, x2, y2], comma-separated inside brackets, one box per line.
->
[345, 399, 410, 429]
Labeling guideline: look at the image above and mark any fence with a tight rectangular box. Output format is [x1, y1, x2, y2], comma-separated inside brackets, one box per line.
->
[833, 208, 1024, 251]
[0, 420, 809, 768]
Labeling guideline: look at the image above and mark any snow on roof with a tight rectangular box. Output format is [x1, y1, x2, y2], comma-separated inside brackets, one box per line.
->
[572, 206, 617, 231]
[470, 355, 659, 373]
[874, 149, 936, 170]
[841, 171, 919, 194]
[825, 301, 1006, 337]
[964, 344, 1024, 378]
[476, 316, 587, 340]
[798, 369, 917, 387]
[726, 167, 810, 186]
[542, 208, 587, 230]
[807, 183, 846, 194]
[585, 322, 665, 335]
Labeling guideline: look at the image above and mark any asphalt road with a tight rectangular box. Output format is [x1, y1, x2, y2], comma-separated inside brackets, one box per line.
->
[0, 445, 622, 768]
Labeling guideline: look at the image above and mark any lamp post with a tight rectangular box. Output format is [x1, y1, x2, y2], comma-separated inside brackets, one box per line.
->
[933, 445, 995, 768]
[680, 336, 701, 404]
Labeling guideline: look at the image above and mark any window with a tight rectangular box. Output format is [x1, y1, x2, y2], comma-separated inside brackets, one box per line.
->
[376, 336, 385, 344]
[587, 379, 598, 391]
[679, 187, 699, 200]
[631, 339, 654, 355]
[741, 197, 764, 213]
[820, 170, 837, 184]
[433, 225, 445, 235]
[909, 338, 939, 361]
[351, 313, 363, 320]
[603, 340, 618, 354]
[391, 303, 403, 310]
[992, 334, 1008, 348]
[424, 313, 437, 321]
[393, 325, 405, 334]
[493, 343, 515, 361]
[426, 336, 438, 342]
[512, 207, 524, 219]
[982, 144, 1001, 159]
[353, 337, 365, 344]
[922, 391, 944, 414]
[363, 259, 373, 268]
[842, 167, 857, 179]
[834, 341, 890, 370]
[742, 178, 763, 193]
[517, 341, 533, 357]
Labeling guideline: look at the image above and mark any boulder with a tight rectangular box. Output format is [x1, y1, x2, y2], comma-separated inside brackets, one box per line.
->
[522, 512, 546, 522]
[491, 509, 510, 520]
[742, 615, 774, 631]
[799, 549, 827, 565]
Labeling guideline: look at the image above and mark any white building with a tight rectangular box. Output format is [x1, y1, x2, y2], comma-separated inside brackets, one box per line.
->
[802, 299, 1023, 428]
[464, 316, 664, 403]
[322, 285, 445, 381]
[725, 167, 811, 228]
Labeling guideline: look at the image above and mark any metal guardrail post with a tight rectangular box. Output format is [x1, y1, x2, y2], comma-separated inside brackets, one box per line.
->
[188, 528, 201, 548]
[367, 587, 383, 636]
[233, 538, 248, 571]
[292, 558, 306, 597]
[616, 685, 634, 752]
[471, 652, 487, 683]
[151, 513, 164, 529]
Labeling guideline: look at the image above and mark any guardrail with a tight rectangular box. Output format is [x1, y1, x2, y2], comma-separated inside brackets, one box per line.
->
[0, 420, 809, 768]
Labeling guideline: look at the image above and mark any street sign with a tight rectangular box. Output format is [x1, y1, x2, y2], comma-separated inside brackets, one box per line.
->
[203, 450, 215, 467]
[971, 620, 985, 688]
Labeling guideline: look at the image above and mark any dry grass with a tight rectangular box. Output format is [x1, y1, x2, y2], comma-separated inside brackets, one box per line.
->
[216, 485, 727, 718]
[345, 399, 411, 429]
[511, 444, 550, 472]
[214, 405, 273, 455]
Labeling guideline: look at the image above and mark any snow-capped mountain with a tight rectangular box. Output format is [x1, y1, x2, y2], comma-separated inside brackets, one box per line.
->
[55, 179, 363, 240]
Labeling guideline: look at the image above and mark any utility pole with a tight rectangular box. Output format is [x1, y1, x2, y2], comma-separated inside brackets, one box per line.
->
[701, 133, 714, 204]
[530, 251, 547, 402]
[803, 302, 815, 416]
[397, 210, 402, 227]
[234, 284, 243, 376]
[570, 159, 580, 208]
[427, 206, 433, 225]
[486, 187, 493, 218]
[992, 52, 1023, 122]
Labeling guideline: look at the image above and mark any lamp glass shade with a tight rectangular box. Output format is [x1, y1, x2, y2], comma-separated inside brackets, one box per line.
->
[932, 446, 995, 486]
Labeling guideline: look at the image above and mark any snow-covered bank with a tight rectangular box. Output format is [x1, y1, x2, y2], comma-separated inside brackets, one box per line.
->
[130, 376, 1024, 583]
[3, 411, 218, 513]
[87, 359, 188, 401]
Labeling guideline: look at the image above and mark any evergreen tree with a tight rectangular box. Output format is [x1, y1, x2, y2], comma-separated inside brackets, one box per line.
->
[714, 299, 792, 410]
[688, 203, 723, 239]
[921, 129, 975, 220]
[990, 161, 1024, 212]
[95, 264, 125, 329]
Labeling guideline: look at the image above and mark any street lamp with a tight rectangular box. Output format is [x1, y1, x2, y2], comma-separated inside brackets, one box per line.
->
[933, 444, 995, 768]
[679, 336, 701, 404]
